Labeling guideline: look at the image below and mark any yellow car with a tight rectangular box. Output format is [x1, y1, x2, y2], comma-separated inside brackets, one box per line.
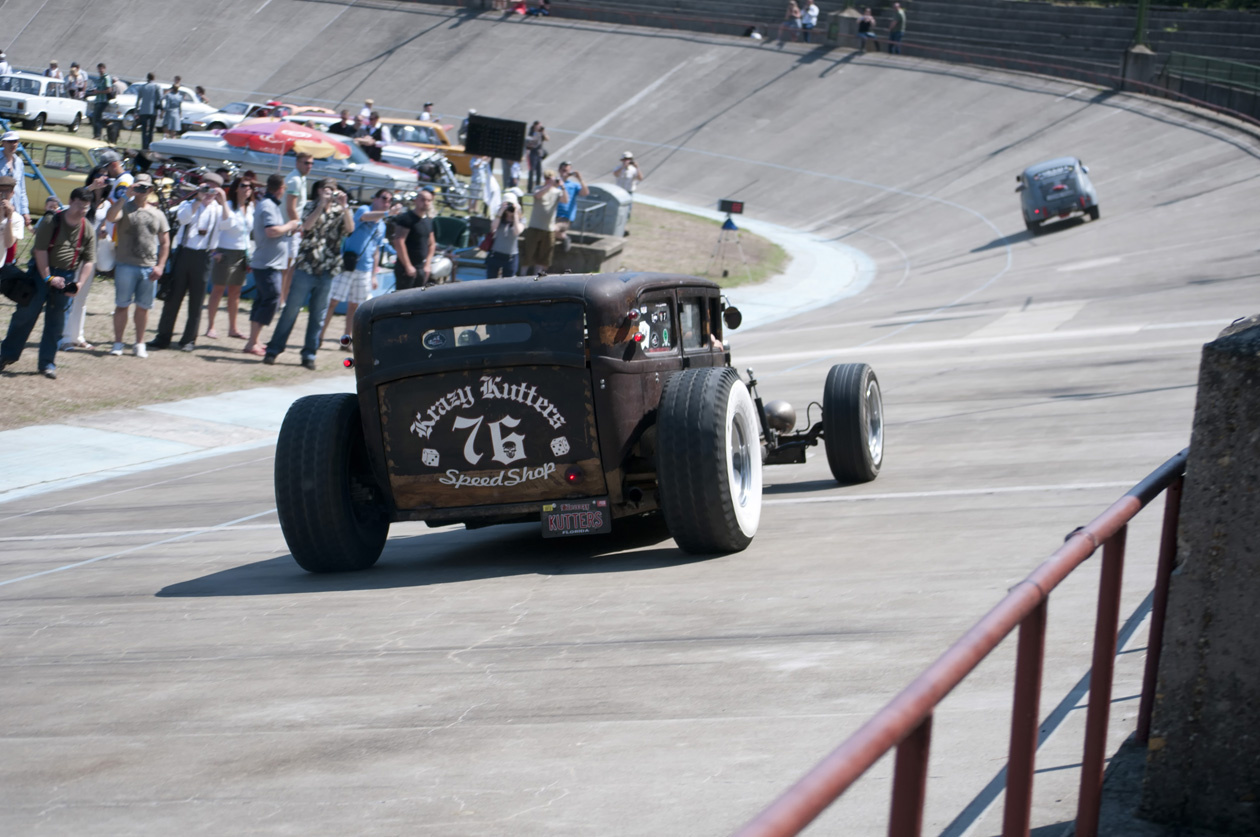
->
[379, 118, 471, 175]
[12, 130, 117, 214]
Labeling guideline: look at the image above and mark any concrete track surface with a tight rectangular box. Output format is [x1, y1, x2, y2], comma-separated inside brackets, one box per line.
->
[2, 4, 1256, 835]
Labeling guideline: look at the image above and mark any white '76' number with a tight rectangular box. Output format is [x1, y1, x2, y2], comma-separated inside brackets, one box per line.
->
[452, 415, 527, 466]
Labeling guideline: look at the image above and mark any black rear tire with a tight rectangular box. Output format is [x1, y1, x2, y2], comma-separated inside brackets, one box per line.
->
[68, 112, 82, 133]
[275, 393, 389, 573]
[656, 367, 763, 553]
[1088, 205, 1100, 221]
[28, 113, 46, 131]
[823, 363, 884, 483]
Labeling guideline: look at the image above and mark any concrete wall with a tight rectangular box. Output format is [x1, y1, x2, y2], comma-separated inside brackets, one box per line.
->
[1139, 317, 1260, 835]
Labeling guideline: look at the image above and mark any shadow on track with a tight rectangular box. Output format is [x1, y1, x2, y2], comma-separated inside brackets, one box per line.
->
[155, 514, 727, 597]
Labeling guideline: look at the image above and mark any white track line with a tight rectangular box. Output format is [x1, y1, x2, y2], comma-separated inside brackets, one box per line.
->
[763, 482, 1134, 506]
[0, 509, 276, 589]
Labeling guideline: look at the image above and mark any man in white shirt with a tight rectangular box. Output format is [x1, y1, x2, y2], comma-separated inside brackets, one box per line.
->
[0, 51, 12, 76]
[613, 151, 644, 223]
[148, 173, 227, 352]
[0, 175, 25, 267]
[801, 1, 820, 42]
[0, 132, 30, 233]
[419, 102, 434, 122]
[282, 152, 314, 300]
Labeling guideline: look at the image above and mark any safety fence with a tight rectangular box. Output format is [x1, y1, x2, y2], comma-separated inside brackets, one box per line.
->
[729, 448, 1188, 837]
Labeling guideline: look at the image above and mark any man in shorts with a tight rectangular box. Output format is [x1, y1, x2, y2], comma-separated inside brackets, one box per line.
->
[521, 169, 567, 276]
[105, 174, 169, 356]
[320, 189, 392, 347]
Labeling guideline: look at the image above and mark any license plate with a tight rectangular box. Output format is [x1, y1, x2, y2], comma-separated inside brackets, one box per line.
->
[541, 498, 612, 538]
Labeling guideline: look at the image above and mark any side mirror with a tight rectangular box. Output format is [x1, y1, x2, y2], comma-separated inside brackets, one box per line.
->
[1014, 183, 1025, 193]
[723, 306, 743, 330]
[1080, 164, 1089, 174]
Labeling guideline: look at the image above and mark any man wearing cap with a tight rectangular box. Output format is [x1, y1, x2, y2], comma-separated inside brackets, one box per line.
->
[554, 161, 588, 252]
[0, 132, 31, 235]
[90, 63, 113, 140]
[44, 60, 63, 80]
[105, 174, 170, 357]
[135, 73, 163, 150]
[614, 151, 644, 222]
[0, 175, 25, 267]
[0, 187, 96, 380]
[148, 173, 227, 351]
[359, 99, 374, 123]
[243, 173, 302, 356]
[0, 52, 11, 76]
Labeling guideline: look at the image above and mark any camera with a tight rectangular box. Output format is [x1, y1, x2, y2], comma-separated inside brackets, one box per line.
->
[62, 280, 79, 295]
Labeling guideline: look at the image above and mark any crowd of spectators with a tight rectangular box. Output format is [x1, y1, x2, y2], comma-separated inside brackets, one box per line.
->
[0, 49, 651, 382]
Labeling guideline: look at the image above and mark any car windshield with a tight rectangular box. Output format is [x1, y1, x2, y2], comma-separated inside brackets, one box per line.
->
[393, 125, 440, 145]
[0, 76, 41, 95]
[220, 102, 251, 115]
[125, 83, 143, 95]
[87, 148, 117, 167]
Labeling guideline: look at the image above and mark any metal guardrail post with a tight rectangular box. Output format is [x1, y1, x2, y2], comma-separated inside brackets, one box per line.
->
[1136, 476, 1183, 744]
[1003, 599, 1047, 837]
[1075, 525, 1128, 837]
[888, 714, 932, 837]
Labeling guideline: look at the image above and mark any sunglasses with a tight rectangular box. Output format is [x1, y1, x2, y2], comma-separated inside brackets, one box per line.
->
[133, 185, 151, 193]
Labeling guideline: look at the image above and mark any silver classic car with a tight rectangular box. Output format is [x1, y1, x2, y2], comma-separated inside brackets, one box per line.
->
[0, 73, 88, 131]
[1017, 157, 1100, 234]
[148, 131, 420, 203]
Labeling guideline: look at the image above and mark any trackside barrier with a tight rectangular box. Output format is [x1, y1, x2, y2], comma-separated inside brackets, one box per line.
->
[731, 448, 1188, 837]
[436, 0, 1260, 129]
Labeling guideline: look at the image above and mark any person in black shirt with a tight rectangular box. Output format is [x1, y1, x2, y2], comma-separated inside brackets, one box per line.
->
[327, 109, 355, 138]
[389, 190, 435, 291]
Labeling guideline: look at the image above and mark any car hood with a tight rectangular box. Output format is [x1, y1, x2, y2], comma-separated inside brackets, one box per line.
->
[149, 136, 419, 185]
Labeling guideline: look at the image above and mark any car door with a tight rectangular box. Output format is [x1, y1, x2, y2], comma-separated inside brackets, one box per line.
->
[45, 81, 71, 123]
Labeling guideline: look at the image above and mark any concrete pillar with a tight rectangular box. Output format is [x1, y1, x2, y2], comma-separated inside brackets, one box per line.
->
[1139, 316, 1260, 835]
[1123, 45, 1158, 93]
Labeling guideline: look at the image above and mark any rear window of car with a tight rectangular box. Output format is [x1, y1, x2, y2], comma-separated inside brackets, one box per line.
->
[0, 77, 41, 95]
[394, 125, 440, 145]
[421, 322, 532, 351]
[1032, 165, 1074, 181]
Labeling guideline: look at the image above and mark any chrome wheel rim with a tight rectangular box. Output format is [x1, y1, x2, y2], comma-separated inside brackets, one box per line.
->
[866, 379, 884, 465]
[730, 410, 753, 508]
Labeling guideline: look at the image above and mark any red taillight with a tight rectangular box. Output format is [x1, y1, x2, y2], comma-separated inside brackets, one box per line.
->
[343, 358, 354, 368]
[565, 466, 582, 483]
[633, 332, 645, 343]
[1079, 196, 1087, 207]
[340, 335, 352, 347]
[1034, 208, 1042, 215]
[627, 309, 639, 321]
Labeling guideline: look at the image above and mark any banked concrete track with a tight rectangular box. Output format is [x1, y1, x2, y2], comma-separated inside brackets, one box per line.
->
[1, 2, 1257, 834]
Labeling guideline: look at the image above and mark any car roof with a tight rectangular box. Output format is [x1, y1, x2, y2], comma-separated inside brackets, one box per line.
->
[365, 272, 721, 321]
[12, 129, 114, 150]
[1023, 157, 1079, 176]
[379, 117, 445, 129]
[3, 71, 51, 83]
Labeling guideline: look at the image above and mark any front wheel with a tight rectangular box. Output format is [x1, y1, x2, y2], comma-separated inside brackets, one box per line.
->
[105, 121, 121, 143]
[121, 109, 137, 131]
[823, 363, 884, 483]
[656, 367, 763, 553]
[68, 112, 82, 133]
[275, 393, 390, 572]
[27, 113, 46, 131]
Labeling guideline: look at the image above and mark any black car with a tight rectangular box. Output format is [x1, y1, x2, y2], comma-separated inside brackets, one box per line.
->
[274, 273, 885, 572]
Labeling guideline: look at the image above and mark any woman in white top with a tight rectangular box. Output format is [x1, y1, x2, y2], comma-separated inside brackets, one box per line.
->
[205, 176, 256, 339]
[485, 198, 524, 279]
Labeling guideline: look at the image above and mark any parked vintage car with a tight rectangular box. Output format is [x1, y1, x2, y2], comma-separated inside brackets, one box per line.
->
[293, 113, 472, 175]
[148, 131, 420, 204]
[0, 73, 88, 131]
[274, 272, 885, 572]
[104, 81, 216, 132]
[188, 101, 268, 131]
[1016, 157, 1100, 234]
[10, 130, 117, 212]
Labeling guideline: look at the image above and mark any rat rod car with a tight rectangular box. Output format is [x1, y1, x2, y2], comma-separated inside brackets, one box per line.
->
[274, 272, 884, 573]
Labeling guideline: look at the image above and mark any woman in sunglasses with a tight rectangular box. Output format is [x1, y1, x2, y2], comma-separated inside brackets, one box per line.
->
[205, 176, 257, 340]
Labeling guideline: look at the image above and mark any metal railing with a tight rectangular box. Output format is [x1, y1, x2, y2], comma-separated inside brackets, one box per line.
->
[732, 448, 1188, 837]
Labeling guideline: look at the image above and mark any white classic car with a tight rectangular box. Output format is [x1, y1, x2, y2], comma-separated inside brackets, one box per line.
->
[103, 81, 215, 132]
[188, 101, 271, 131]
[0, 73, 88, 131]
